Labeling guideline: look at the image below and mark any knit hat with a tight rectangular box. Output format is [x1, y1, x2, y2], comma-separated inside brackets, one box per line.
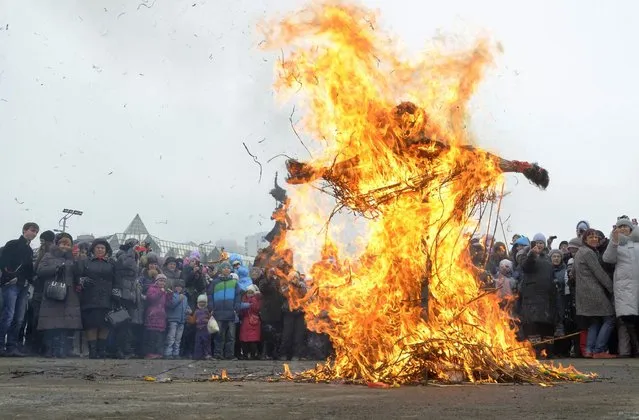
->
[567, 237, 582, 250]
[514, 236, 530, 246]
[146, 252, 159, 265]
[55, 232, 73, 245]
[197, 294, 207, 304]
[40, 230, 55, 243]
[155, 273, 167, 282]
[499, 259, 513, 271]
[189, 250, 201, 261]
[616, 218, 634, 231]
[219, 261, 232, 270]
[549, 249, 563, 259]
[164, 256, 177, 266]
[532, 233, 546, 243]
[246, 284, 260, 294]
[173, 278, 186, 289]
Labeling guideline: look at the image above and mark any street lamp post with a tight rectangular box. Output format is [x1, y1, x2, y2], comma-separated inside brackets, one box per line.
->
[59, 209, 83, 232]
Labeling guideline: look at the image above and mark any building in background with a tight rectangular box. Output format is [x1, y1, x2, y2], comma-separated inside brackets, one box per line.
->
[98, 214, 254, 266]
[245, 232, 269, 257]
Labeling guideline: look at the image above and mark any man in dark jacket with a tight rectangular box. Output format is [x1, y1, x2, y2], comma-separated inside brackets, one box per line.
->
[114, 238, 141, 358]
[0, 222, 39, 356]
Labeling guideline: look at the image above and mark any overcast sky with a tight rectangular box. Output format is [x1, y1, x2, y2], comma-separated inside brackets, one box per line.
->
[1, 0, 637, 249]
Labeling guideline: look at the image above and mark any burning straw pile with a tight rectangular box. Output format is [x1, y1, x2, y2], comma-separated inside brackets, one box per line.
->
[260, 1, 591, 385]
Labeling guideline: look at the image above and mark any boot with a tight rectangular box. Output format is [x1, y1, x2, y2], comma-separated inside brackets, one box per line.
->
[88, 340, 98, 359]
[97, 339, 107, 359]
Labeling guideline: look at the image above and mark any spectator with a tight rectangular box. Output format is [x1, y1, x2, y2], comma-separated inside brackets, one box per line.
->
[163, 257, 181, 290]
[165, 279, 191, 359]
[27, 229, 54, 356]
[114, 238, 142, 359]
[486, 242, 508, 277]
[258, 268, 284, 360]
[139, 253, 161, 293]
[0, 222, 39, 357]
[36, 232, 82, 358]
[518, 233, 556, 358]
[209, 261, 242, 360]
[239, 284, 262, 359]
[574, 228, 615, 358]
[549, 249, 568, 355]
[603, 218, 639, 357]
[193, 294, 212, 360]
[144, 274, 171, 359]
[76, 239, 115, 359]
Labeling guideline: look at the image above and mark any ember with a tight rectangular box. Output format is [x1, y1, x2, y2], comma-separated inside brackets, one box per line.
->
[260, 1, 591, 384]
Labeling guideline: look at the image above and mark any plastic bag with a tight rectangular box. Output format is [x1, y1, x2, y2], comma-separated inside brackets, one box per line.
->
[207, 316, 219, 334]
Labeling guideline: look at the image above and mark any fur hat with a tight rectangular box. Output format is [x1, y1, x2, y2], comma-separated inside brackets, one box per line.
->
[89, 238, 112, 256]
[40, 230, 55, 243]
[197, 294, 208, 304]
[164, 256, 177, 266]
[576, 220, 590, 233]
[146, 252, 159, 265]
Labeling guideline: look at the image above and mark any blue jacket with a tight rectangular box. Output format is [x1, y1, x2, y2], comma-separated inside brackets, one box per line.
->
[166, 292, 190, 324]
[208, 275, 245, 321]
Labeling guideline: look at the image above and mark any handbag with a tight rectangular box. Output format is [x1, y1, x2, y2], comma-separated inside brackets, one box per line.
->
[105, 307, 131, 327]
[207, 316, 220, 334]
[44, 265, 68, 301]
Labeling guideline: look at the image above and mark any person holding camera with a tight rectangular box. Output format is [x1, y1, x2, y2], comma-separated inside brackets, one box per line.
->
[603, 218, 639, 357]
[518, 233, 557, 358]
[36, 233, 82, 358]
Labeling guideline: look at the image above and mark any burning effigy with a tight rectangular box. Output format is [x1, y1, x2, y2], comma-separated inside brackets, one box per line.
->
[258, 1, 591, 385]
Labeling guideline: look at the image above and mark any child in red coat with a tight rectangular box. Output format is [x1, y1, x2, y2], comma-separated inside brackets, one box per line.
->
[239, 284, 262, 359]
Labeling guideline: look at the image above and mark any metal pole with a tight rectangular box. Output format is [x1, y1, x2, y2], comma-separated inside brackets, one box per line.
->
[62, 216, 67, 232]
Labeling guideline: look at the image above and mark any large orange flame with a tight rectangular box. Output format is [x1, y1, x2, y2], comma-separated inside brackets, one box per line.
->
[261, 1, 586, 384]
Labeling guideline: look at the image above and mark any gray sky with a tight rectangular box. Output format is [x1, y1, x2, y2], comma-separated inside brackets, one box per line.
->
[1, 0, 637, 248]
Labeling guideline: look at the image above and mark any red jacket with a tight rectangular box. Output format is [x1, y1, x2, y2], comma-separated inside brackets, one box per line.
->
[239, 294, 261, 342]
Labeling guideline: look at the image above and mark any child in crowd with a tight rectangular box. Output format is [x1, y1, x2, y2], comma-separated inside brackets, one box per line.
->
[165, 279, 191, 359]
[239, 284, 262, 359]
[144, 274, 170, 359]
[194, 294, 212, 360]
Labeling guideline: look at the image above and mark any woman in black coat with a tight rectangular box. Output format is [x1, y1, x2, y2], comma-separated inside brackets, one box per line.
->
[75, 239, 116, 359]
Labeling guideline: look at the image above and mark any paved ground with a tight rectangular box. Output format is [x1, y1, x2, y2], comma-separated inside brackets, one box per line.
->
[0, 357, 638, 419]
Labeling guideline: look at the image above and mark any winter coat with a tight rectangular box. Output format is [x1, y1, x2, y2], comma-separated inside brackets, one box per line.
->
[239, 294, 262, 342]
[574, 245, 614, 317]
[36, 246, 82, 331]
[194, 307, 210, 331]
[144, 284, 170, 331]
[76, 256, 116, 311]
[603, 229, 639, 317]
[182, 265, 207, 308]
[519, 249, 557, 325]
[114, 248, 139, 304]
[166, 292, 190, 324]
[0, 236, 35, 287]
[208, 275, 242, 322]
[163, 268, 182, 290]
[258, 275, 284, 324]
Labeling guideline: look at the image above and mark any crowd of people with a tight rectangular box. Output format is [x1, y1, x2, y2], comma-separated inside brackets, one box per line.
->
[0, 223, 329, 360]
[473, 216, 639, 359]
[1, 215, 638, 361]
